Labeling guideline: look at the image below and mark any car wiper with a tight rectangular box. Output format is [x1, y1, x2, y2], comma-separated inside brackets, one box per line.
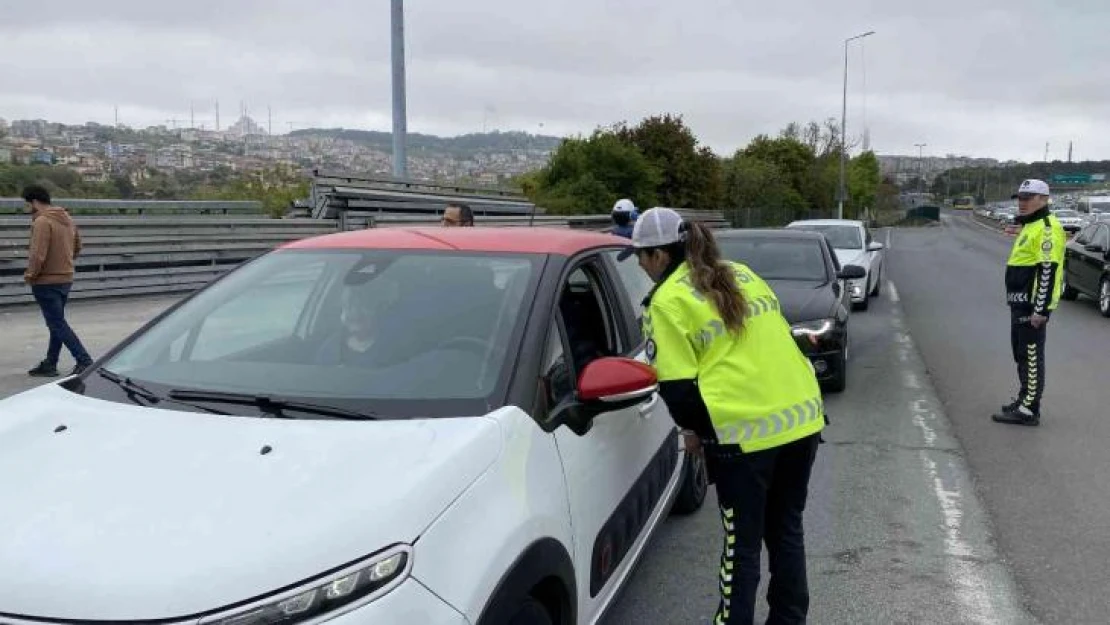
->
[98, 368, 162, 403]
[97, 368, 232, 415]
[166, 389, 377, 420]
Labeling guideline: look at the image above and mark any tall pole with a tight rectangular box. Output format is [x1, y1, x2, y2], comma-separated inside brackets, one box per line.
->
[914, 143, 927, 199]
[838, 30, 875, 220]
[391, 0, 408, 179]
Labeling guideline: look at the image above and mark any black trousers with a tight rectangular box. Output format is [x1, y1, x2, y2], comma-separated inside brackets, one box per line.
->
[31, 283, 92, 366]
[709, 433, 820, 625]
[1010, 309, 1047, 415]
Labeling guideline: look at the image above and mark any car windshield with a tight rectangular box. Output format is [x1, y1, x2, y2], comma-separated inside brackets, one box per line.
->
[717, 237, 828, 283]
[788, 224, 862, 249]
[1090, 201, 1110, 213]
[95, 249, 540, 417]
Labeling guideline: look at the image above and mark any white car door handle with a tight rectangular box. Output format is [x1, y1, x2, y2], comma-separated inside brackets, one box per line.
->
[638, 393, 659, 417]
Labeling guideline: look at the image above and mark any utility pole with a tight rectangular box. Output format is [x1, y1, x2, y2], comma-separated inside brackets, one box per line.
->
[1068, 141, 1073, 163]
[215, 100, 220, 132]
[914, 143, 927, 200]
[391, 0, 408, 178]
[1044, 142, 1049, 162]
[838, 30, 875, 220]
[190, 101, 195, 130]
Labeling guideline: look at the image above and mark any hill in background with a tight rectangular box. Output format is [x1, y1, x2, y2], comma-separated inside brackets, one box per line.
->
[288, 128, 564, 157]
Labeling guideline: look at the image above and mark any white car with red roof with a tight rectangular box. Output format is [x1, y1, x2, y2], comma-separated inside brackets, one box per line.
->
[0, 227, 707, 625]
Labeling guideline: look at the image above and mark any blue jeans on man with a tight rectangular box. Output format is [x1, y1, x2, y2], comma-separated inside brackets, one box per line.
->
[30, 283, 92, 376]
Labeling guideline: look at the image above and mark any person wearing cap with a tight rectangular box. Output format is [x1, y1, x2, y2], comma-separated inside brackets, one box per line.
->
[624, 207, 825, 624]
[608, 198, 638, 238]
[993, 179, 1066, 426]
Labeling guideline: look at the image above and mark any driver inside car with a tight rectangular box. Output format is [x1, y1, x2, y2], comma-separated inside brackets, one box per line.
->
[314, 279, 399, 367]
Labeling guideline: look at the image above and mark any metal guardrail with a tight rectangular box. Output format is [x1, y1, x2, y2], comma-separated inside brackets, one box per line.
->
[0, 199, 263, 216]
[309, 170, 537, 222]
[0, 217, 336, 306]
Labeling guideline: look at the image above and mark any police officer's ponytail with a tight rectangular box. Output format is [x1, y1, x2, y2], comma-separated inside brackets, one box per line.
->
[682, 221, 748, 333]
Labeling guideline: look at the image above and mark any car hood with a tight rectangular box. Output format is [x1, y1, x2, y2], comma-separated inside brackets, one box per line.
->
[833, 248, 869, 271]
[767, 280, 837, 323]
[0, 384, 502, 621]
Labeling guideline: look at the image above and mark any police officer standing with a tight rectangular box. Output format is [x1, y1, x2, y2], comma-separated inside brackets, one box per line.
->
[608, 198, 638, 238]
[624, 207, 824, 625]
[993, 179, 1066, 426]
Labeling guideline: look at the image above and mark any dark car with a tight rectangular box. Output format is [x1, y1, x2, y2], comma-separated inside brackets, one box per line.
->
[715, 229, 866, 392]
[1062, 222, 1110, 316]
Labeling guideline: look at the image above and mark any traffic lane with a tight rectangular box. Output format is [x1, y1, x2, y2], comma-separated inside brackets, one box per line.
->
[887, 212, 1110, 624]
[604, 266, 1031, 624]
[0, 295, 176, 399]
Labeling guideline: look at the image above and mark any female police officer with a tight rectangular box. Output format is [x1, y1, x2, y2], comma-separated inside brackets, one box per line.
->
[625, 207, 825, 625]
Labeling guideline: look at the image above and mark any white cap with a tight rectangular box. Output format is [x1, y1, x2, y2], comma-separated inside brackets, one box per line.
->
[631, 207, 685, 249]
[1012, 179, 1050, 198]
[612, 198, 637, 214]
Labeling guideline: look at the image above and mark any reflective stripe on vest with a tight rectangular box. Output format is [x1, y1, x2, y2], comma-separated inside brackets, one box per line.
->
[713, 396, 824, 446]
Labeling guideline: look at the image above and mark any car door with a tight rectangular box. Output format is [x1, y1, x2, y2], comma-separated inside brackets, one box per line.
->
[1086, 226, 1110, 294]
[543, 255, 675, 622]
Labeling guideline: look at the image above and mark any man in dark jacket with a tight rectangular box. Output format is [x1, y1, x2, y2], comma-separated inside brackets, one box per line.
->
[22, 185, 93, 377]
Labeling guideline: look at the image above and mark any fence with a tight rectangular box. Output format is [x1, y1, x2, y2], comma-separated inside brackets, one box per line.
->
[0, 217, 335, 306]
[0, 198, 263, 216]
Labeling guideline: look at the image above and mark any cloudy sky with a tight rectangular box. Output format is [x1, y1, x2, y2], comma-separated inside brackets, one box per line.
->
[3, 0, 1109, 162]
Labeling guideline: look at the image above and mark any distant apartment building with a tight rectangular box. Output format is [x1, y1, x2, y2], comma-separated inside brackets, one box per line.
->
[0, 148, 11, 164]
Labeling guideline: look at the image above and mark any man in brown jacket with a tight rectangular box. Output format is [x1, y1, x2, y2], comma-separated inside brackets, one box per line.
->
[22, 185, 93, 377]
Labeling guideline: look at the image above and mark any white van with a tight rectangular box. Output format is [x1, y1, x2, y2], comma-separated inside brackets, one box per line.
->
[1076, 196, 1110, 214]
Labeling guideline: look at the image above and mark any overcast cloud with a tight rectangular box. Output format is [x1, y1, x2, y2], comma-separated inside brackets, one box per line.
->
[3, 0, 1109, 162]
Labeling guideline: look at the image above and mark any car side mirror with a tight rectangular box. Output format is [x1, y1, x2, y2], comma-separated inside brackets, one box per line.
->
[838, 264, 867, 280]
[554, 357, 658, 436]
[867, 242, 885, 252]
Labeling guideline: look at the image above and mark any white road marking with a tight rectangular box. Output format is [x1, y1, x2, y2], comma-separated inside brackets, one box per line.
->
[892, 310, 1003, 624]
[888, 282, 900, 303]
[885, 227, 892, 250]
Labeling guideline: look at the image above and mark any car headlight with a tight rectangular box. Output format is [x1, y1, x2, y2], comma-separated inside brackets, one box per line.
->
[791, 319, 835, 346]
[202, 545, 412, 625]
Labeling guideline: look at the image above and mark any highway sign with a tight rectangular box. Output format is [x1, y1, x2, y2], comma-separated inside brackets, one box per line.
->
[1052, 174, 1095, 185]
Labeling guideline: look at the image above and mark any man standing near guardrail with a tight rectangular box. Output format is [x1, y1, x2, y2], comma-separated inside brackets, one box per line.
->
[993, 179, 1065, 427]
[441, 203, 474, 227]
[21, 185, 93, 378]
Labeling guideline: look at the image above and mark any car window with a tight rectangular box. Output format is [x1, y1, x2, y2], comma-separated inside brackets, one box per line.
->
[718, 237, 829, 282]
[558, 263, 622, 372]
[542, 320, 574, 415]
[187, 260, 328, 362]
[788, 224, 863, 249]
[1094, 226, 1110, 249]
[605, 250, 655, 335]
[1076, 226, 1095, 245]
[98, 249, 542, 413]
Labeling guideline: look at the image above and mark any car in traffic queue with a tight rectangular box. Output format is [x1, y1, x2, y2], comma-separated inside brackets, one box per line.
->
[0, 227, 710, 625]
[1051, 208, 1085, 234]
[1062, 221, 1110, 317]
[715, 229, 864, 393]
[784, 219, 884, 310]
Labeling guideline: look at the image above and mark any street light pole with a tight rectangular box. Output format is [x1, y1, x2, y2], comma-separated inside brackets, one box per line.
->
[914, 143, 927, 200]
[390, 0, 408, 178]
[838, 30, 875, 220]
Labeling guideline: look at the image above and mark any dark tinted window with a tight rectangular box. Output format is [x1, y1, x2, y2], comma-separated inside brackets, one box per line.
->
[99, 249, 540, 411]
[718, 237, 830, 282]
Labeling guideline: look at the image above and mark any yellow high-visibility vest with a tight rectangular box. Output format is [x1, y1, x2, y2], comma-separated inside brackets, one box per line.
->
[644, 261, 824, 452]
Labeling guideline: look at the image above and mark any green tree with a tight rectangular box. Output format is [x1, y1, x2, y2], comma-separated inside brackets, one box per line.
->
[846, 151, 882, 219]
[614, 114, 723, 208]
[722, 154, 808, 227]
[525, 130, 661, 214]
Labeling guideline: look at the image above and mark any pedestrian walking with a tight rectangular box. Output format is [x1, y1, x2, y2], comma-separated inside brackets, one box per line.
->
[993, 179, 1066, 426]
[21, 185, 93, 377]
[624, 207, 825, 624]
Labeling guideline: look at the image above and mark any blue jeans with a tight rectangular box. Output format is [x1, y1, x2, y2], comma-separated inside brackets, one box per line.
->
[31, 283, 92, 366]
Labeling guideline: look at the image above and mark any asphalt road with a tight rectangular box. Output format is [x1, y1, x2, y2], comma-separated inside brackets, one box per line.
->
[0, 243, 1041, 624]
[885, 211, 1110, 624]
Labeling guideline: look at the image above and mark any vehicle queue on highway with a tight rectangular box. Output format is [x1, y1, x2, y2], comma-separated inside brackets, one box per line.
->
[0, 188, 890, 624]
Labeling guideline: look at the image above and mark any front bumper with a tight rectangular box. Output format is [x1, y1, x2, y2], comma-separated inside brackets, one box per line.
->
[806, 349, 845, 383]
[792, 328, 847, 382]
